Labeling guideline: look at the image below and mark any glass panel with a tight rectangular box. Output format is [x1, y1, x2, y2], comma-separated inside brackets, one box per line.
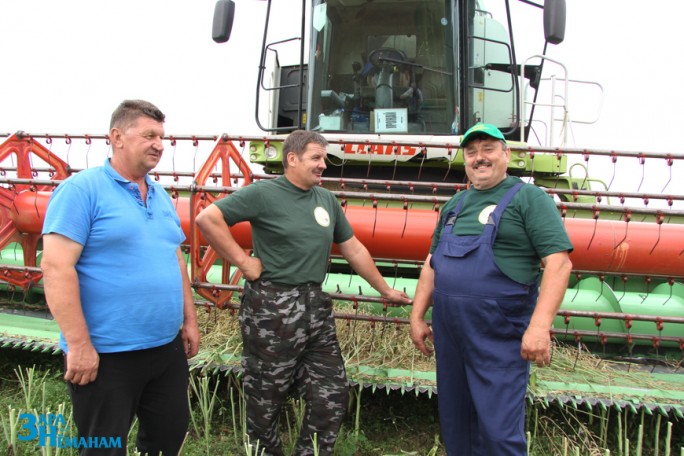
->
[466, 0, 517, 132]
[309, 0, 457, 135]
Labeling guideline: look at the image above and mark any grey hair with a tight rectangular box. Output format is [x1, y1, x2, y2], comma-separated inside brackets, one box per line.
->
[110, 99, 165, 131]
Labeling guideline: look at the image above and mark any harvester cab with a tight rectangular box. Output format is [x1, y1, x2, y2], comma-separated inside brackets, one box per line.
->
[213, 0, 575, 179]
[215, 0, 565, 136]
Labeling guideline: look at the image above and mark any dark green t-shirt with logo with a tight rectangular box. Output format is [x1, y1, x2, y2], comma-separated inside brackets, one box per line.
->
[214, 175, 354, 285]
[430, 176, 573, 284]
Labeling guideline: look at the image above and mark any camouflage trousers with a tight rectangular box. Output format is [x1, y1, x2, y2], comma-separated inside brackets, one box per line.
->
[240, 280, 349, 456]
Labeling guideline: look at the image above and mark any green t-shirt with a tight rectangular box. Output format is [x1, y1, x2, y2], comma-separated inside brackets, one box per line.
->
[430, 176, 573, 284]
[214, 175, 354, 285]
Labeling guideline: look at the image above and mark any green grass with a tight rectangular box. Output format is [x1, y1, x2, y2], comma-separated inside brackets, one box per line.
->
[0, 348, 682, 455]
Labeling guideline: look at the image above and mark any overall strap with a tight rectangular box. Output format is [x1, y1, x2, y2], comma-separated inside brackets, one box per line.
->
[483, 182, 525, 243]
[443, 191, 469, 228]
[488, 182, 525, 226]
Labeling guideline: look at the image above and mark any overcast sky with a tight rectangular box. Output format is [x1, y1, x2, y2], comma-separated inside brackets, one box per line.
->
[0, 0, 682, 197]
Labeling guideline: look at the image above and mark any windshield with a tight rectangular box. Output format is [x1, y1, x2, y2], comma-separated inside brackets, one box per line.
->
[308, 0, 457, 135]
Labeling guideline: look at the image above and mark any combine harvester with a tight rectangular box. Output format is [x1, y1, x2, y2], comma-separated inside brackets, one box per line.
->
[1, 0, 683, 423]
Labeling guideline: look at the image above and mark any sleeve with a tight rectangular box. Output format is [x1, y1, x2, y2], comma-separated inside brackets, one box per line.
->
[331, 193, 354, 244]
[42, 180, 92, 246]
[523, 187, 574, 258]
[213, 183, 265, 226]
[157, 186, 185, 244]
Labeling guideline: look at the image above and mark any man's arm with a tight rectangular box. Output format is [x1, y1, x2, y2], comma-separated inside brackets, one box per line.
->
[177, 248, 199, 358]
[521, 250, 572, 367]
[195, 204, 262, 281]
[41, 233, 99, 386]
[337, 236, 411, 305]
[409, 254, 435, 356]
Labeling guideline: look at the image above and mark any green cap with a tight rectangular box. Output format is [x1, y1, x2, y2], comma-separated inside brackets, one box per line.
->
[460, 123, 506, 147]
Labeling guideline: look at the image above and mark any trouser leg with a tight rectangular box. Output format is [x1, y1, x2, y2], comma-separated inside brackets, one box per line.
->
[432, 297, 474, 456]
[135, 334, 190, 456]
[466, 363, 528, 456]
[68, 335, 189, 456]
[240, 284, 303, 456]
[292, 293, 348, 456]
[67, 353, 142, 456]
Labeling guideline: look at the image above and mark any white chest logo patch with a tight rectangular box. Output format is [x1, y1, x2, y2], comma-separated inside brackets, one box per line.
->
[314, 206, 330, 227]
[478, 205, 497, 225]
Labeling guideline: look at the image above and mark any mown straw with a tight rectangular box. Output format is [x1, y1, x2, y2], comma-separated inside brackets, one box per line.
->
[195, 300, 684, 407]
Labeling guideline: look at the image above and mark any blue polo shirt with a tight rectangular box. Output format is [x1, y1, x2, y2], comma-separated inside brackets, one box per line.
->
[42, 159, 185, 353]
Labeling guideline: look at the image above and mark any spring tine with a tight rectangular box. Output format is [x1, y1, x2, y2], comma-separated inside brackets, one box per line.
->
[10, 184, 19, 220]
[587, 211, 600, 250]
[32, 185, 39, 221]
[595, 274, 605, 302]
[372, 199, 378, 237]
[648, 214, 664, 255]
[65, 134, 72, 165]
[442, 146, 453, 182]
[400, 199, 409, 238]
[636, 153, 646, 193]
[618, 275, 628, 303]
[351, 297, 359, 342]
[615, 211, 631, 249]
[84, 136, 92, 169]
[571, 272, 581, 302]
[391, 144, 398, 181]
[417, 146, 427, 181]
[46, 137, 55, 178]
[607, 152, 617, 190]
[339, 142, 346, 179]
[553, 151, 564, 188]
[391, 260, 399, 289]
[171, 137, 178, 179]
[661, 278, 674, 306]
[324, 257, 332, 285]
[659, 155, 675, 193]
[650, 335, 661, 373]
[641, 276, 652, 303]
[365, 143, 373, 178]
[580, 152, 590, 190]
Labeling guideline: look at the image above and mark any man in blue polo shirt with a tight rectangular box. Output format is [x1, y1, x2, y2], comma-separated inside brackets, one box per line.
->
[41, 99, 199, 455]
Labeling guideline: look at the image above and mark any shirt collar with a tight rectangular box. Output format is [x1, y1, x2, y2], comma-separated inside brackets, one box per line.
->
[103, 158, 154, 187]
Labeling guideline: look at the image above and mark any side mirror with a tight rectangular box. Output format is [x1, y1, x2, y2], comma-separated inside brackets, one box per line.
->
[212, 0, 236, 43]
[543, 0, 566, 45]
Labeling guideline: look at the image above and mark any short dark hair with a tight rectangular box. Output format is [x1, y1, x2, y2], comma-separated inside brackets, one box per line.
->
[110, 99, 165, 131]
[282, 130, 328, 168]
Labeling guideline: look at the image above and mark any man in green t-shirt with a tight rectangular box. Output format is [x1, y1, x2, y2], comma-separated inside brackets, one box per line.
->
[196, 130, 411, 456]
[409, 123, 573, 456]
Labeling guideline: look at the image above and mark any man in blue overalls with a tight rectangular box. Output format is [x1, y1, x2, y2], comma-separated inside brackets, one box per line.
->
[410, 123, 573, 455]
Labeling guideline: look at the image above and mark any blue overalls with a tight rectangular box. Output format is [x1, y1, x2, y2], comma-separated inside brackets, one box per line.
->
[431, 183, 539, 456]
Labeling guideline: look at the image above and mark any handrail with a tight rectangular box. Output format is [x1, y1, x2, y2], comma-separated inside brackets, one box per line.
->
[520, 55, 569, 147]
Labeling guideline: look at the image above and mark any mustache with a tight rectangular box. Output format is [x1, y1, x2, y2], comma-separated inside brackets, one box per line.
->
[473, 159, 491, 168]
